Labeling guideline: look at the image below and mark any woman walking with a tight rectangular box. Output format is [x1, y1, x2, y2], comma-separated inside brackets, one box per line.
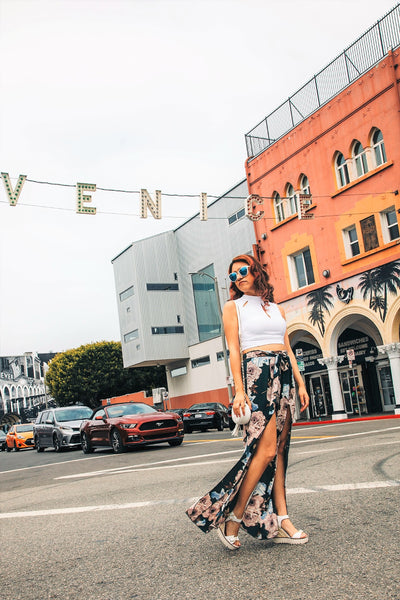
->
[186, 254, 309, 549]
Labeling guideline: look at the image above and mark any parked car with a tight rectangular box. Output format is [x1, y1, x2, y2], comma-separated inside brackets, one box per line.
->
[227, 400, 235, 430]
[166, 408, 185, 419]
[183, 402, 230, 433]
[80, 402, 185, 454]
[34, 405, 93, 452]
[0, 430, 7, 451]
[6, 423, 35, 451]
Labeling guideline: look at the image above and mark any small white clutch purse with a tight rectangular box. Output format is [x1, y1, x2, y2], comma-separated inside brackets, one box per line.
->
[231, 403, 251, 425]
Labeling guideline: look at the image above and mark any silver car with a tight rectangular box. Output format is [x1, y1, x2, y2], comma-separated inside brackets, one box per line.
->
[34, 406, 93, 452]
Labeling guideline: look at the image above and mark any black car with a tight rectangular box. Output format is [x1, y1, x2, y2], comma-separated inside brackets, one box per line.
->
[183, 403, 230, 433]
[166, 408, 185, 419]
[0, 430, 7, 451]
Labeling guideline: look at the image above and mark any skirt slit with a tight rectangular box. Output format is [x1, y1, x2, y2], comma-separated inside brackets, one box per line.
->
[186, 350, 296, 540]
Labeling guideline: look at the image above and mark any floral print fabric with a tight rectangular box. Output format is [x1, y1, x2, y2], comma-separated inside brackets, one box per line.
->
[186, 350, 296, 540]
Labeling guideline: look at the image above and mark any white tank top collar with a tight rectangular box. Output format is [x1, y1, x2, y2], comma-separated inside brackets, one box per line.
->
[234, 294, 286, 351]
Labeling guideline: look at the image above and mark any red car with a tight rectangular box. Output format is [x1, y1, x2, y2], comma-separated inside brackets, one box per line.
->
[80, 402, 184, 453]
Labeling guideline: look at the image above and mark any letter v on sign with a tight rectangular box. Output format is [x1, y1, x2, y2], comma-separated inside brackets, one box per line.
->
[1, 172, 27, 206]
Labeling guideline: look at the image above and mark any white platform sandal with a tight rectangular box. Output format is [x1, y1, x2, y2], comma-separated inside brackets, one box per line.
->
[217, 511, 242, 550]
[273, 515, 309, 545]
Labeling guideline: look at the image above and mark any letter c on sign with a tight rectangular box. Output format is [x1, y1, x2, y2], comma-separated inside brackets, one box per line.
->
[245, 194, 264, 221]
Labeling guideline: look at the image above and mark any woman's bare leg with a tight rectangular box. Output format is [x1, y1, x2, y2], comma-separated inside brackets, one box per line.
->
[272, 412, 307, 538]
[225, 413, 277, 541]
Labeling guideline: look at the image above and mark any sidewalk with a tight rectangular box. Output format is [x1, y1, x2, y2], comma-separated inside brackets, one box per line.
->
[293, 412, 400, 427]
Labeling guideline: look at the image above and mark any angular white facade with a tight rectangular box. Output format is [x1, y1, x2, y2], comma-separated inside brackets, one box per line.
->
[112, 180, 256, 407]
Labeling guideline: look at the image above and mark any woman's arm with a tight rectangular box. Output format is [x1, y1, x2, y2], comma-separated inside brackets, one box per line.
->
[222, 301, 251, 416]
[278, 306, 310, 413]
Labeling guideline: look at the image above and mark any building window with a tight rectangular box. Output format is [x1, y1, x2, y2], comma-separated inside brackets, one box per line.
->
[151, 326, 184, 335]
[119, 286, 134, 301]
[274, 192, 285, 222]
[286, 183, 297, 215]
[353, 141, 368, 177]
[291, 248, 315, 288]
[300, 174, 311, 197]
[343, 226, 360, 258]
[335, 153, 350, 187]
[124, 329, 139, 343]
[191, 355, 211, 368]
[372, 129, 387, 167]
[191, 264, 221, 342]
[228, 207, 246, 225]
[170, 365, 187, 377]
[360, 215, 379, 252]
[380, 207, 399, 243]
[146, 283, 179, 291]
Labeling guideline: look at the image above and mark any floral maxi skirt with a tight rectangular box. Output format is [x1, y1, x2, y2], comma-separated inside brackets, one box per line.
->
[186, 350, 296, 540]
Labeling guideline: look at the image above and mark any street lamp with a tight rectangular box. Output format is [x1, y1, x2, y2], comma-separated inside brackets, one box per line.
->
[189, 271, 233, 402]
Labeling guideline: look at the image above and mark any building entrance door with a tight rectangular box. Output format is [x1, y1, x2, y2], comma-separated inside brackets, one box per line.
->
[377, 363, 395, 412]
[309, 374, 332, 417]
[339, 367, 367, 415]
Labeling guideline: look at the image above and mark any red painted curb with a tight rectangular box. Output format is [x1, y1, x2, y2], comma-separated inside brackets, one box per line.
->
[293, 414, 400, 426]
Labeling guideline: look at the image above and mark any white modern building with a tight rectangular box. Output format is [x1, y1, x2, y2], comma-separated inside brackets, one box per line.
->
[112, 180, 256, 408]
[0, 352, 49, 425]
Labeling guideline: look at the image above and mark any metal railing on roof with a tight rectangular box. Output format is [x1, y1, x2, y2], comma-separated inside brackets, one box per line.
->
[245, 3, 400, 159]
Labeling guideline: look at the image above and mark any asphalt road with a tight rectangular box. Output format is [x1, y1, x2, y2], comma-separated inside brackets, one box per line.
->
[0, 418, 399, 600]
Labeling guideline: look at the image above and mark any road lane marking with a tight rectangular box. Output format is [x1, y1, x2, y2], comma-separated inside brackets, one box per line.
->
[0, 480, 399, 520]
[1, 425, 398, 478]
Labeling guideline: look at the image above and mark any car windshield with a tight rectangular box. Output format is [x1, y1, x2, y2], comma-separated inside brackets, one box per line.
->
[16, 424, 34, 432]
[54, 407, 93, 422]
[188, 404, 215, 410]
[107, 403, 158, 418]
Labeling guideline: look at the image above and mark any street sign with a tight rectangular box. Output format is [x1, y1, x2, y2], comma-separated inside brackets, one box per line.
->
[347, 348, 355, 369]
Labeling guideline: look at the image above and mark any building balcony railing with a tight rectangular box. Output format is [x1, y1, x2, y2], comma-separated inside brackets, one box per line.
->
[245, 3, 400, 159]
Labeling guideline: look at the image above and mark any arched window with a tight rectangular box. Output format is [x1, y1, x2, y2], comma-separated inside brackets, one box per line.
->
[286, 184, 297, 215]
[335, 152, 350, 187]
[372, 129, 387, 167]
[300, 174, 311, 196]
[274, 192, 285, 222]
[353, 141, 368, 177]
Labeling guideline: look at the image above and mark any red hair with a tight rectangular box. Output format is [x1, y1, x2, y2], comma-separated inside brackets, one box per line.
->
[228, 254, 274, 303]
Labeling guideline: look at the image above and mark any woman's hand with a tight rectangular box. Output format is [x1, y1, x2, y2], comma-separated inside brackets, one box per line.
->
[298, 384, 309, 412]
[232, 392, 251, 417]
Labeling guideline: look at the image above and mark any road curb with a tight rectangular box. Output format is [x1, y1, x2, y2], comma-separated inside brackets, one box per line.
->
[293, 414, 400, 427]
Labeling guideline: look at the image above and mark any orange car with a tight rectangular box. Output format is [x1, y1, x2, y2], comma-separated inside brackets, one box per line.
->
[6, 423, 35, 451]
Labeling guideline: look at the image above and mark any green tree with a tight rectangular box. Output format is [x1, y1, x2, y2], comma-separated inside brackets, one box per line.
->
[45, 341, 167, 409]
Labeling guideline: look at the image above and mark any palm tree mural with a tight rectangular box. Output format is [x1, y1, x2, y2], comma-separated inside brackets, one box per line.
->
[357, 260, 400, 322]
[358, 269, 380, 309]
[306, 286, 334, 337]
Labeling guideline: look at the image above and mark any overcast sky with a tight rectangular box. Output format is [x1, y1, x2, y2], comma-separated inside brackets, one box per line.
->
[0, 0, 397, 356]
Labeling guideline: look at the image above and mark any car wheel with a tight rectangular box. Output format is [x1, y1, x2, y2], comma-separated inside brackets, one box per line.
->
[14, 442, 20, 452]
[217, 419, 224, 431]
[53, 435, 62, 452]
[184, 425, 192, 434]
[6, 445, 12, 452]
[168, 439, 183, 446]
[81, 432, 94, 454]
[35, 437, 44, 452]
[111, 429, 126, 453]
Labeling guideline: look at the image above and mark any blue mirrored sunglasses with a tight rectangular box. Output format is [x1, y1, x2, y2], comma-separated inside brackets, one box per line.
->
[229, 265, 249, 282]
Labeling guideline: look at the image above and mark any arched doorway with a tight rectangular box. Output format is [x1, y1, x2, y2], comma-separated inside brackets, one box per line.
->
[331, 314, 385, 415]
[290, 330, 330, 419]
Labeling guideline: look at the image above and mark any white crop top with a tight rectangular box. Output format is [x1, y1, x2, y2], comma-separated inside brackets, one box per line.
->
[234, 294, 286, 351]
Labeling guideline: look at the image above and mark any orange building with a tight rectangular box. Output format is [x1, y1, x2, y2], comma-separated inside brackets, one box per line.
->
[245, 6, 400, 418]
